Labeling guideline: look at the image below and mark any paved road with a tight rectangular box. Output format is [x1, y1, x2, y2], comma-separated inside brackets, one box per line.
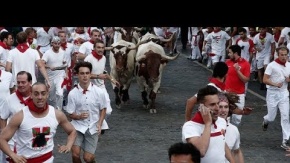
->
[51, 41, 290, 163]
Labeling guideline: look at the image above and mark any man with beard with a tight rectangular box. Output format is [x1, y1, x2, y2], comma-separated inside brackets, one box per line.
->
[0, 82, 76, 163]
[225, 45, 251, 126]
[262, 47, 290, 150]
[182, 85, 234, 163]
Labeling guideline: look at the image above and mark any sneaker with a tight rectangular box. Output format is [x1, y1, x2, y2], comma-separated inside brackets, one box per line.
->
[281, 141, 290, 150]
[262, 120, 268, 131]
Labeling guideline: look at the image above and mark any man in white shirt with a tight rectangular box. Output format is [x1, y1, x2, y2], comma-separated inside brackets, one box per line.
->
[5, 31, 51, 88]
[182, 85, 234, 163]
[65, 61, 107, 163]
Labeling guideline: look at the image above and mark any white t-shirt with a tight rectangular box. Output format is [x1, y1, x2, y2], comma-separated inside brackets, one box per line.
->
[279, 27, 290, 45]
[7, 48, 40, 84]
[182, 117, 227, 163]
[41, 48, 66, 81]
[78, 41, 94, 57]
[253, 32, 275, 60]
[65, 83, 107, 135]
[0, 46, 9, 70]
[0, 70, 13, 111]
[205, 30, 231, 56]
[264, 61, 290, 91]
[84, 54, 106, 87]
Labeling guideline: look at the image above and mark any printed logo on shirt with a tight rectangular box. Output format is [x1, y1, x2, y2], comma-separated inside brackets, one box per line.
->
[32, 126, 51, 148]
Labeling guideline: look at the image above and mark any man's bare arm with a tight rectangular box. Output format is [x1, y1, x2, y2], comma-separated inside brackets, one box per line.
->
[55, 109, 76, 153]
[0, 111, 24, 159]
[185, 95, 197, 121]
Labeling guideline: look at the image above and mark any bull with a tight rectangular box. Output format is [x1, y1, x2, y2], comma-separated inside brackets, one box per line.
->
[105, 39, 143, 108]
[135, 34, 179, 113]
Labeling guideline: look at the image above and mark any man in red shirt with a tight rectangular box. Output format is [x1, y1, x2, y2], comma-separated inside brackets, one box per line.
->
[225, 44, 251, 126]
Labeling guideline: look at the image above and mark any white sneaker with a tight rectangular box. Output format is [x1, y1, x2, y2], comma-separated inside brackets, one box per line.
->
[281, 140, 290, 150]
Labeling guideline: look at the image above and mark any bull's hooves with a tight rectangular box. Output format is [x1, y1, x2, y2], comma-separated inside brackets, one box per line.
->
[116, 105, 121, 109]
[150, 109, 157, 113]
[143, 105, 149, 109]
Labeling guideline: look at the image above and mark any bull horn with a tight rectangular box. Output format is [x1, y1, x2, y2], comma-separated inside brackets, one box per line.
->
[105, 46, 114, 50]
[134, 27, 143, 31]
[159, 32, 175, 42]
[161, 52, 180, 61]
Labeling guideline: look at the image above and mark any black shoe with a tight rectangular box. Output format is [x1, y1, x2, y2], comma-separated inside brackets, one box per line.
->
[262, 120, 268, 131]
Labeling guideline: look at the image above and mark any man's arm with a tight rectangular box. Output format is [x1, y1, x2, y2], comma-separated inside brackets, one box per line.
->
[186, 105, 212, 156]
[0, 118, 7, 131]
[97, 107, 106, 135]
[55, 109, 77, 153]
[186, 124, 211, 157]
[5, 61, 12, 72]
[263, 74, 282, 87]
[36, 59, 51, 88]
[0, 111, 27, 162]
[232, 148, 244, 163]
[225, 143, 235, 163]
[278, 36, 285, 47]
[185, 95, 197, 121]
[270, 42, 276, 61]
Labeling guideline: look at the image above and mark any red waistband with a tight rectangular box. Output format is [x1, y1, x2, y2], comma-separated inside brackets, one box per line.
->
[7, 151, 52, 163]
[27, 151, 52, 163]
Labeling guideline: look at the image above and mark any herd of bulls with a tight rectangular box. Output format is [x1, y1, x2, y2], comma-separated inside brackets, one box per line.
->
[104, 27, 180, 113]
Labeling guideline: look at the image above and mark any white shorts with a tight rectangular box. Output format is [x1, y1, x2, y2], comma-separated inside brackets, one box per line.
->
[256, 56, 270, 69]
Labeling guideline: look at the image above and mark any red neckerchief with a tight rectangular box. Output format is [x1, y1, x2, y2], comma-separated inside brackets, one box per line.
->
[92, 50, 103, 61]
[191, 111, 217, 129]
[89, 39, 94, 45]
[27, 98, 48, 113]
[209, 77, 225, 91]
[60, 42, 67, 50]
[76, 83, 93, 94]
[275, 58, 286, 67]
[15, 90, 31, 106]
[27, 38, 33, 45]
[259, 33, 266, 39]
[16, 43, 29, 53]
[0, 41, 9, 49]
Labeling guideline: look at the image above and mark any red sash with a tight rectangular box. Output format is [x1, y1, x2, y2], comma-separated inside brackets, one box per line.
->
[7, 151, 52, 163]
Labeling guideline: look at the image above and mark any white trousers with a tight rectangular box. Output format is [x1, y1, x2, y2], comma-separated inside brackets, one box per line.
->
[231, 94, 245, 126]
[264, 89, 290, 141]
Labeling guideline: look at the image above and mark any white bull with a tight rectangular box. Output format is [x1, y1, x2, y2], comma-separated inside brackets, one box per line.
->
[135, 39, 179, 113]
[105, 40, 139, 108]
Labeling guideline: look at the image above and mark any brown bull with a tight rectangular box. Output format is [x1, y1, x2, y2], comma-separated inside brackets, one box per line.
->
[135, 41, 179, 113]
